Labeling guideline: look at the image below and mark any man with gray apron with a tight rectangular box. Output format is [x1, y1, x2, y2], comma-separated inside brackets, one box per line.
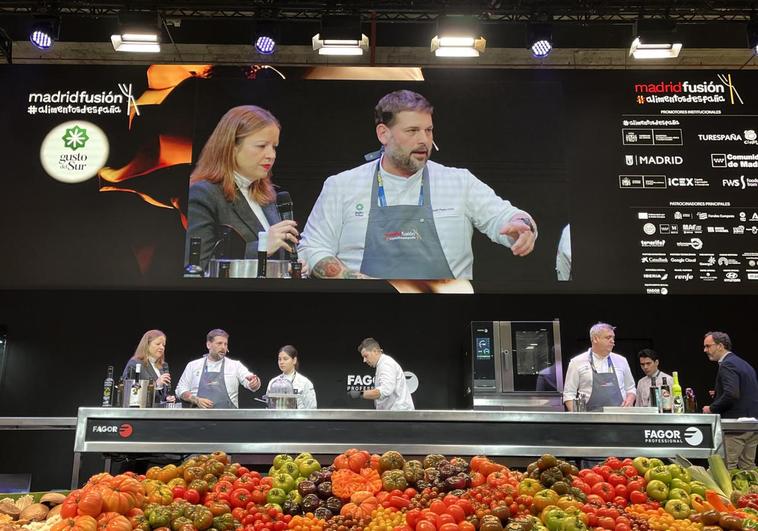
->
[175, 328, 261, 409]
[562, 322, 637, 412]
[299, 89, 537, 280]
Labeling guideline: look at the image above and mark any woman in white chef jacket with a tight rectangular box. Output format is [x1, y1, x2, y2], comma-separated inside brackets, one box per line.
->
[266, 345, 317, 409]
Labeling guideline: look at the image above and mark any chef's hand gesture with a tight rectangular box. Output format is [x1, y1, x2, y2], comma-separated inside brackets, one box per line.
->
[246, 373, 261, 391]
[267, 220, 299, 255]
[500, 215, 537, 256]
[195, 397, 214, 409]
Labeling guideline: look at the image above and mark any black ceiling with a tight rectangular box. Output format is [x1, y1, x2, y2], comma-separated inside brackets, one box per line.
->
[1, 1, 756, 48]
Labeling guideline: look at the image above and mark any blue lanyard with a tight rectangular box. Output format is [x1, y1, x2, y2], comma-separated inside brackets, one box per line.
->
[376, 167, 424, 208]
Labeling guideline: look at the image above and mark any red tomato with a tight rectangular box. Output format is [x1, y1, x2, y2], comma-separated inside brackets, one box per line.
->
[597, 516, 616, 529]
[172, 487, 186, 499]
[583, 472, 603, 487]
[415, 519, 436, 531]
[438, 524, 458, 531]
[404, 488, 418, 499]
[597, 507, 620, 520]
[183, 489, 200, 504]
[607, 473, 627, 487]
[405, 509, 422, 528]
[458, 521, 475, 531]
[620, 465, 638, 479]
[615, 524, 631, 531]
[250, 488, 266, 506]
[232, 507, 247, 521]
[436, 513, 455, 527]
[236, 467, 250, 477]
[605, 457, 622, 470]
[429, 500, 447, 515]
[629, 490, 648, 504]
[585, 494, 606, 506]
[626, 479, 645, 493]
[446, 505, 465, 523]
[571, 479, 591, 495]
[456, 499, 474, 516]
[469, 472, 485, 488]
[230, 488, 251, 508]
[442, 494, 459, 506]
[613, 496, 627, 508]
[614, 484, 628, 499]
[258, 477, 273, 488]
[591, 482, 615, 503]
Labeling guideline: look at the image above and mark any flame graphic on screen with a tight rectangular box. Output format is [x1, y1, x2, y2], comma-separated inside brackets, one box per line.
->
[98, 65, 212, 230]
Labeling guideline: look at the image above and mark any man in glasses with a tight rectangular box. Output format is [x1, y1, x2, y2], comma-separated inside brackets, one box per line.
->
[702, 331, 758, 469]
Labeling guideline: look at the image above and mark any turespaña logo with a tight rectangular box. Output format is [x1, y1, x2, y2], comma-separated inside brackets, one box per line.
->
[119, 423, 133, 438]
[684, 426, 703, 446]
[40, 120, 109, 183]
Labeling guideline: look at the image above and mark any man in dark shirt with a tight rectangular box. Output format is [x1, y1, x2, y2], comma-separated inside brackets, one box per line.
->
[702, 331, 758, 469]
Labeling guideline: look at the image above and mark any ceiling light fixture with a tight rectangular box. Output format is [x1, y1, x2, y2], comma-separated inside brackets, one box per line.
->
[30, 19, 58, 50]
[629, 19, 682, 59]
[111, 13, 161, 53]
[431, 15, 486, 57]
[527, 22, 553, 58]
[312, 14, 368, 56]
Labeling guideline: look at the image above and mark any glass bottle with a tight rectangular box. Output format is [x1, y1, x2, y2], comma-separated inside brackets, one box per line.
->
[685, 387, 698, 413]
[672, 371, 684, 414]
[660, 376, 673, 413]
[102, 365, 114, 407]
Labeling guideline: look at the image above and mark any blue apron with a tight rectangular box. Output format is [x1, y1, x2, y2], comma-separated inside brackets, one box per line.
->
[197, 356, 236, 409]
[360, 162, 454, 279]
[585, 351, 624, 412]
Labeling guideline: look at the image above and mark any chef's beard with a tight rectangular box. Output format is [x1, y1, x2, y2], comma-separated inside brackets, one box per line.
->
[386, 146, 429, 174]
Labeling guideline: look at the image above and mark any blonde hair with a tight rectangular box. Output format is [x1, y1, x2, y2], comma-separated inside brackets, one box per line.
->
[132, 329, 166, 366]
[190, 105, 280, 205]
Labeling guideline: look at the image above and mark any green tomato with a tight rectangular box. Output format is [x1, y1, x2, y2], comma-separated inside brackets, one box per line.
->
[279, 461, 300, 478]
[649, 458, 665, 469]
[670, 478, 691, 493]
[287, 490, 303, 505]
[645, 466, 672, 485]
[689, 481, 707, 497]
[297, 458, 321, 478]
[559, 516, 588, 531]
[272, 472, 296, 493]
[632, 456, 653, 475]
[667, 464, 691, 483]
[266, 487, 288, 506]
[664, 499, 691, 519]
[543, 508, 567, 531]
[646, 479, 669, 502]
[294, 452, 313, 463]
[272, 454, 293, 469]
[667, 488, 690, 505]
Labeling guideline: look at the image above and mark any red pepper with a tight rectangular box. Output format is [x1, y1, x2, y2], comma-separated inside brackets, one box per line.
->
[738, 493, 758, 510]
[389, 495, 411, 509]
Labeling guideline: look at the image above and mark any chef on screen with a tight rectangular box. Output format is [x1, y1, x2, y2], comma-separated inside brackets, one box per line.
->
[298, 89, 537, 280]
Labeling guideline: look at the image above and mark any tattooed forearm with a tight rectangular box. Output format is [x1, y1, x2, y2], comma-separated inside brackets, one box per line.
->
[312, 257, 369, 279]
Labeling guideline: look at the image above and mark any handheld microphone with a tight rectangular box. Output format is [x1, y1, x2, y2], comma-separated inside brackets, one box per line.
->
[275, 192, 301, 275]
[161, 362, 171, 393]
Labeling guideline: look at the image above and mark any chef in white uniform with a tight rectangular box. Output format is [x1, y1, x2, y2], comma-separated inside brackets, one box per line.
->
[350, 338, 414, 411]
[299, 90, 537, 280]
[265, 345, 317, 409]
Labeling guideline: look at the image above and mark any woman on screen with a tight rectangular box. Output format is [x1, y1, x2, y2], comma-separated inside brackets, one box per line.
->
[185, 105, 299, 270]
[265, 345, 317, 409]
[121, 329, 175, 404]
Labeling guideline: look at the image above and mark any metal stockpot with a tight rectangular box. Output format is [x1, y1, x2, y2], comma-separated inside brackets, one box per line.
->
[122, 379, 155, 408]
[207, 259, 290, 279]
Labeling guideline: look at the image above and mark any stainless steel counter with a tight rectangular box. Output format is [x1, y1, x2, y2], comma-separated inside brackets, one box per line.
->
[0, 417, 77, 430]
[721, 419, 758, 432]
[70, 407, 722, 486]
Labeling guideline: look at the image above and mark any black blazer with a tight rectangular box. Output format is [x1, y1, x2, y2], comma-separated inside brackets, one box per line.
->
[121, 357, 171, 402]
[185, 180, 282, 269]
[710, 352, 758, 419]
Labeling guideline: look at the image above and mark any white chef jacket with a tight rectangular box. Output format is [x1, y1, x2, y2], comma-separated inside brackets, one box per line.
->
[374, 354, 414, 411]
[175, 355, 256, 408]
[266, 372, 317, 409]
[562, 350, 636, 405]
[299, 160, 530, 279]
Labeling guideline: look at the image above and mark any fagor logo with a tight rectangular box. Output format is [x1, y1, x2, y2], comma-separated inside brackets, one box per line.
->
[684, 427, 704, 446]
[91, 423, 133, 438]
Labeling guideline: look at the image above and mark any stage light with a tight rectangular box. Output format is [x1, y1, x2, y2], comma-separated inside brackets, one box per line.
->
[527, 23, 553, 58]
[630, 19, 682, 59]
[255, 35, 276, 55]
[431, 15, 486, 57]
[111, 13, 160, 53]
[312, 15, 368, 56]
[29, 19, 58, 50]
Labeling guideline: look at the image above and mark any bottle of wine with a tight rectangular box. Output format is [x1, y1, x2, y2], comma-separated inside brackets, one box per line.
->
[147, 378, 156, 408]
[672, 371, 685, 414]
[685, 387, 698, 413]
[114, 378, 124, 407]
[102, 365, 115, 407]
[649, 380, 658, 409]
[660, 376, 673, 413]
[129, 363, 142, 407]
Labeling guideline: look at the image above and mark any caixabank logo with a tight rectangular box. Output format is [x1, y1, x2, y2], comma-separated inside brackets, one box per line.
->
[91, 423, 133, 438]
[643, 427, 703, 446]
[633, 74, 744, 106]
